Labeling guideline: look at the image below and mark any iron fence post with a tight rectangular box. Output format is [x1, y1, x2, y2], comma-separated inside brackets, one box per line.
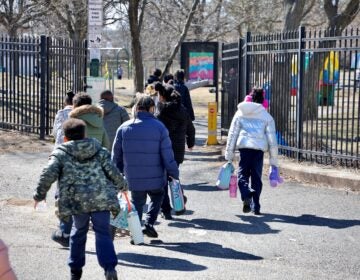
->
[238, 37, 244, 101]
[296, 26, 305, 161]
[84, 40, 88, 91]
[39, 35, 47, 140]
[243, 31, 251, 95]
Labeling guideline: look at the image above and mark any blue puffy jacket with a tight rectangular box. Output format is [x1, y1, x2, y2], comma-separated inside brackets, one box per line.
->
[112, 111, 179, 191]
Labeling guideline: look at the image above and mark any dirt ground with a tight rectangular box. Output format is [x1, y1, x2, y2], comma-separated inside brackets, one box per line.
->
[0, 129, 53, 154]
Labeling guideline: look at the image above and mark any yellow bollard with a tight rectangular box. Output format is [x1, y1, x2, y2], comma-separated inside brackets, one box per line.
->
[207, 102, 218, 145]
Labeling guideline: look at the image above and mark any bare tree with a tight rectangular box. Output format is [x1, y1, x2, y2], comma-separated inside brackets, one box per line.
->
[324, 0, 360, 33]
[161, 0, 200, 77]
[0, 0, 47, 37]
[42, 0, 88, 41]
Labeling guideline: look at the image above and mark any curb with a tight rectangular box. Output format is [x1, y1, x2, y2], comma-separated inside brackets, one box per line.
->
[219, 147, 360, 192]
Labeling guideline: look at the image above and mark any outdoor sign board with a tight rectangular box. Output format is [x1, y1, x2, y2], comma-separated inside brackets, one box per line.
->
[180, 42, 219, 88]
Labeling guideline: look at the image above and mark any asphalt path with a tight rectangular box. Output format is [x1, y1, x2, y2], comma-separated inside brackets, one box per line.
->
[0, 119, 359, 280]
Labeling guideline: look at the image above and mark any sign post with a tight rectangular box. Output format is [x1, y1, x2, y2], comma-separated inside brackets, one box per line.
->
[88, 0, 103, 79]
[207, 102, 218, 145]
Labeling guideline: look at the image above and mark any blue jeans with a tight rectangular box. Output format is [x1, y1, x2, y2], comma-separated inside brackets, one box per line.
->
[55, 182, 73, 235]
[60, 218, 73, 235]
[238, 149, 264, 212]
[131, 188, 164, 226]
[68, 211, 117, 271]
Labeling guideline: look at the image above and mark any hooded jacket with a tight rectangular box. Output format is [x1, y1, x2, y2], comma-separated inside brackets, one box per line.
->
[156, 100, 195, 164]
[112, 111, 179, 191]
[69, 105, 110, 149]
[174, 81, 195, 121]
[225, 101, 279, 166]
[98, 99, 130, 147]
[52, 105, 72, 148]
[33, 138, 128, 219]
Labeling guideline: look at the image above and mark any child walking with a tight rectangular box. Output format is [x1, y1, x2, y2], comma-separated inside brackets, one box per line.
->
[33, 118, 127, 280]
[225, 88, 279, 215]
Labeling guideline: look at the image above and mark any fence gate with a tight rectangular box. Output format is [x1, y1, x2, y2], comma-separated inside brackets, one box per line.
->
[0, 35, 87, 139]
[221, 42, 241, 135]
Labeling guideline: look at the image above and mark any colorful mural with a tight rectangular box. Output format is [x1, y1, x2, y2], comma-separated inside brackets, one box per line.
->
[189, 52, 214, 84]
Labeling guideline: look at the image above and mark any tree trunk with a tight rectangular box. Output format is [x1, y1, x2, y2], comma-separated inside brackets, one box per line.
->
[161, 0, 200, 78]
[128, 0, 144, 93]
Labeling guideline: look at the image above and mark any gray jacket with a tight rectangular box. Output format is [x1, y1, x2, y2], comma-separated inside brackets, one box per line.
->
[225, 102, 279, 166]
[98, 99, 130, 147]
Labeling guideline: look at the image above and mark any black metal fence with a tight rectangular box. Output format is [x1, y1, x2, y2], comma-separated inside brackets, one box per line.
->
[221, 27, 360, 167]
[0, 35, 87, 139]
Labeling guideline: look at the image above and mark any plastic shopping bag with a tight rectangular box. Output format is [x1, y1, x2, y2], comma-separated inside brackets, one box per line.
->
[169, 179, 185, 212]
[216, 162, 235, 190]
[110, 195, 129, 230]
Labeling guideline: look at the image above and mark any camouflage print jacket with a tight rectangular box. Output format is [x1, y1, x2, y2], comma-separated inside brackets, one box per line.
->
[33, 138, 128, 219]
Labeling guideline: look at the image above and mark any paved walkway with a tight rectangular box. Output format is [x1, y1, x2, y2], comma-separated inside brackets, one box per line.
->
[0, 119, 359, 280]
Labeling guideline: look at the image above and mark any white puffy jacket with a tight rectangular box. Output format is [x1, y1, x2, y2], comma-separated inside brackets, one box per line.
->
[225, 102, 279, 166]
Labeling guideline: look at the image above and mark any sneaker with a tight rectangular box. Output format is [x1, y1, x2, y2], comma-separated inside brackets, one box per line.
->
[161, 211, 173, 220]
[105, 269, 118, 280]
[70, 269, 82, 280]
[51, 230, 69, 247]
[243, 198, 252, 213]
[142, 224, 158, 238]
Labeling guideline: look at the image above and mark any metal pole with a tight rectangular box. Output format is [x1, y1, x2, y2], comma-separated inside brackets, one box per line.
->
[83, 40, 88, 91]
[39, 35, 47, 140]
[296, 26, 305, 161]
[245, 31, 251, 95]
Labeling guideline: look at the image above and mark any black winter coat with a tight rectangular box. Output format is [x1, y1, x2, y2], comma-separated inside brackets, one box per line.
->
[174, 81, 195, 121]
[157, 100, 195, 164]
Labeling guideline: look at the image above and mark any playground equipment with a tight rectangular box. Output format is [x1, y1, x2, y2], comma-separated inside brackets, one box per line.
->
[318, 51, 339, 106]
[291, 52, 312, 96]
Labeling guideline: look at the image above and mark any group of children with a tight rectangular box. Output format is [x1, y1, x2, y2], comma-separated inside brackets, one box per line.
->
[32, 71, 280, 279]
[33, 69, 196, 280]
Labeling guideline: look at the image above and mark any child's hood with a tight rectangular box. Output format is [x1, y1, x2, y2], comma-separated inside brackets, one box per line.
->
[57, 138, 102, 161]
[69, 105, 104, 128]
[237, 101, 265, 116]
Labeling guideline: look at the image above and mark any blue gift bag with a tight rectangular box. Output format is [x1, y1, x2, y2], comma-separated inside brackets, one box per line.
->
[216, 162, 235, 190]
[169, 180, 185, 212]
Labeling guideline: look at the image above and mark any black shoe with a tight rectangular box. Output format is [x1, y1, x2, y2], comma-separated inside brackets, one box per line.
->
[130, 239, 144, 245]
[175, 208, 186, 215]
[253, 210, 262, 215]
[105, 269, 118, 280]
[242, 198, 252, 213]
[71, 269, 82, 280]
[51, 230, 69, 247]
[161, 211, 173, 220]
[142, 224, 158, 238]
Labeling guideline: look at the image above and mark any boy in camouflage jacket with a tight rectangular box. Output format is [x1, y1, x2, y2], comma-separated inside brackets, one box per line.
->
[33, 118, 127, 280]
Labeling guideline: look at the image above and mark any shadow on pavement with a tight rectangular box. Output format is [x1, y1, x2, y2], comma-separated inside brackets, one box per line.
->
[148, 240, 263, 260]
[182, 182, 218, 192]
[116, 252, 207, 271]
[168, 218, 280, 235]
[238, 213, 360, 229]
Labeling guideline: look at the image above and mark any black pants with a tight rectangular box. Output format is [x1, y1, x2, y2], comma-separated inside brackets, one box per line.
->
[238, 148, 264, 212]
